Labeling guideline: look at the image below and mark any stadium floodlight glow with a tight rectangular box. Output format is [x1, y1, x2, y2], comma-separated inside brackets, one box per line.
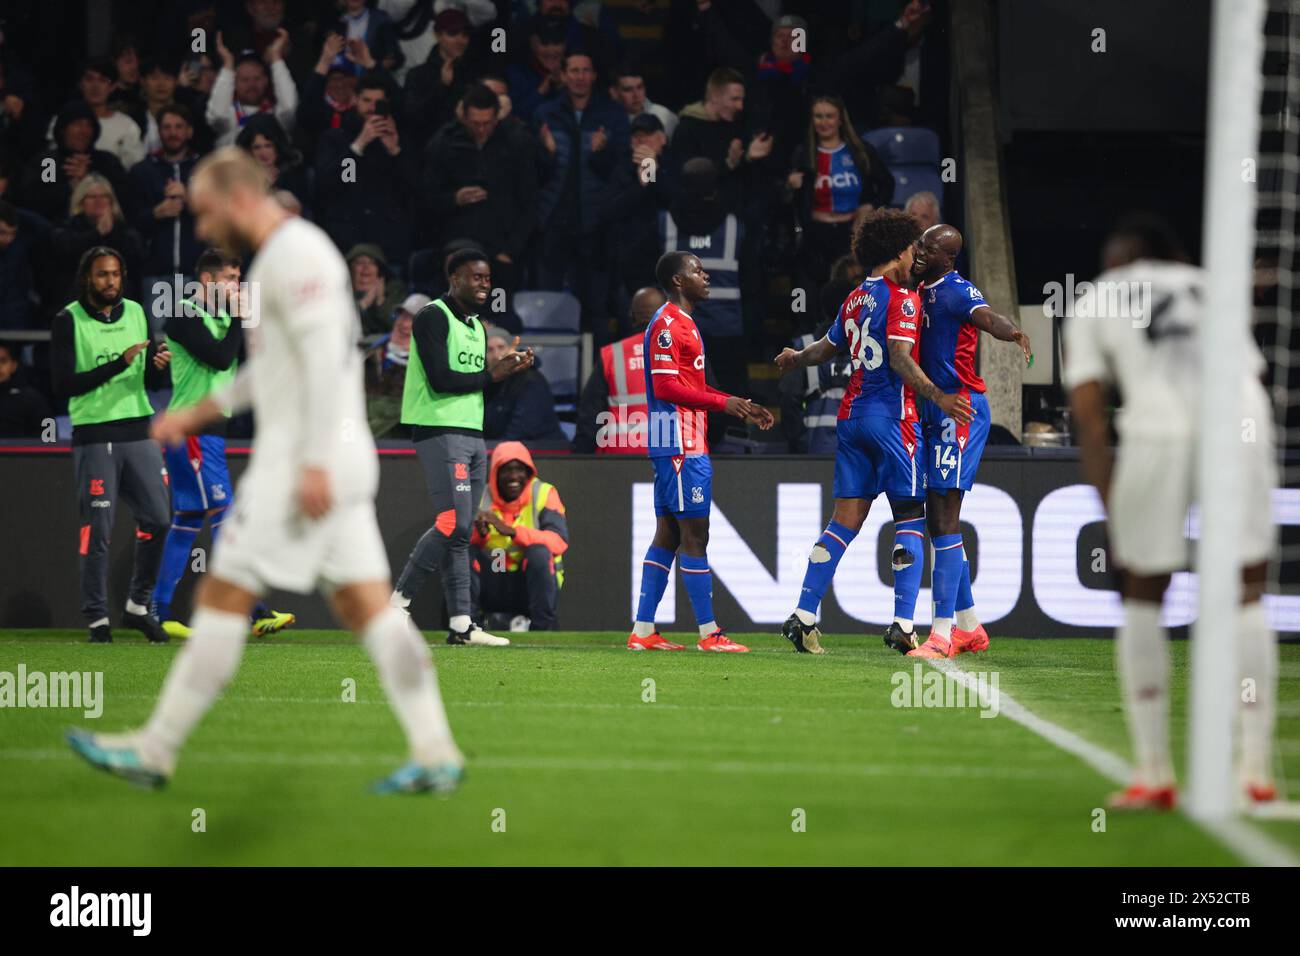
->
[1188, 0, 1268, 821]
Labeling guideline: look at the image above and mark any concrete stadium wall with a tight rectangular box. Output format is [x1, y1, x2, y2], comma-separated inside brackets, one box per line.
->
[3, 449, 1296, 638]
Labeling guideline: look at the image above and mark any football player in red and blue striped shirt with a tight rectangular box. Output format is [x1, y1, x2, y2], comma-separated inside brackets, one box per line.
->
[627, 252, 774, 652]
[906, 223, 1031, 660]
[776, 209, 970, 654]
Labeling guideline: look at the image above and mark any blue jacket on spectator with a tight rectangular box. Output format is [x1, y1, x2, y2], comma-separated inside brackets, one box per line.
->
[506, 61, 563, 126]
[533, 93, 629, 236]
[129, 150, 202, 279]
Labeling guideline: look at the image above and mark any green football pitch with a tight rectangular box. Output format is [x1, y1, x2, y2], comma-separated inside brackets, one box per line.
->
[2, 630, 1298, 866]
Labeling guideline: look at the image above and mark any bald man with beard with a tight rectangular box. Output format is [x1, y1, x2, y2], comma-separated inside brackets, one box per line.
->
[901, 223, 1031, 660]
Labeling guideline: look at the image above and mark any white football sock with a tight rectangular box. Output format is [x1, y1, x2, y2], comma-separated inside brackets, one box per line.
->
[632, 621, 656, 638]
[389, 591, 411, 609]
[893, 616, 913, 632]
[1116, 600, 1172, 787]
[363, 607, 461, 767]
[698, 620, 719, 638]
[1237, 601, 1276, 785]
[139, 606, 248, 770]
[955, 608, 980, 632]
[448, 614, 472, 634]
[88, 617, 109, 630]
[932, 617, 953, 640]
[125, 599, 150, 616]
[794, 608, 816, 627]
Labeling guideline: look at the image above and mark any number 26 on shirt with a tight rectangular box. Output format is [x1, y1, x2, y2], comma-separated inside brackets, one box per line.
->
[844, 320, 883, 371]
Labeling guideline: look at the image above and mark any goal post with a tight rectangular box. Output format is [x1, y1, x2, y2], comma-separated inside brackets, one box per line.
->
[1188, 0, 1268, 820]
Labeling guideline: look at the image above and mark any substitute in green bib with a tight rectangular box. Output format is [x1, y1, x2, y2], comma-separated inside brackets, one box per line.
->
[51, 246, 172, 644]
[390, 248, 534, 646]
[154, 248, 296, 641]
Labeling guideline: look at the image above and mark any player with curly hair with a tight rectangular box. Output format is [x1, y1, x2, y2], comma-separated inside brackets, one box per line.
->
[773, 209, 971, 653]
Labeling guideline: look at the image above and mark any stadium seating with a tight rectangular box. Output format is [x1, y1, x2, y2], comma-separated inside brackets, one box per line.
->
[529, 343, 580, 401]
[513, 291, 582, 333]
[864, 126, 944, 211]
[515, 290, 583, 401]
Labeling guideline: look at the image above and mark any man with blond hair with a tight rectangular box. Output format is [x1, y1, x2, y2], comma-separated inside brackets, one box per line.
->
[67, 147, 466, 795]
[904, 191, 939, 231]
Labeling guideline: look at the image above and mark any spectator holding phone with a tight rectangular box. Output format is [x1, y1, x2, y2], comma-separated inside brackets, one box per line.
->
[316, 74, 417, 271]
[424, 83, 538, 295]
[332, 0, 404, 75]
[177, 53, 219, 101]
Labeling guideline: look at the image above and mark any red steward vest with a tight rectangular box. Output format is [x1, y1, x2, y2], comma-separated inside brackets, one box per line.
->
[597, 332, 649, 454]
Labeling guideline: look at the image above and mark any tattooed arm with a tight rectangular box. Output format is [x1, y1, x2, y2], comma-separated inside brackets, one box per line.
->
[888, 339, 973, 424]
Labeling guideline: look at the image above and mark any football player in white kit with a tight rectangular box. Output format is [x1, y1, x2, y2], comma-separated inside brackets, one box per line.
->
[66, 147, 465, 794]
[1065, 215, 1278, 810]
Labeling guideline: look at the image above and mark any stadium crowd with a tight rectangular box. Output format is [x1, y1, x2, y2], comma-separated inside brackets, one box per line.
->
[0, 0, 944, 449]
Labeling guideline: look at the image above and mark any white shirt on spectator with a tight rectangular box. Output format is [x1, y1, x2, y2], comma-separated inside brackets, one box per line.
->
[629, 100, 678, 142]
[379, 0, 499, 84]
[345, 8, 371, 41]
[45, 110, 146, 168]
[206, 60, 299, 147]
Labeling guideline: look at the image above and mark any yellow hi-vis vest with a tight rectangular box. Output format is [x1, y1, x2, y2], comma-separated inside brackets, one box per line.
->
[482, 478, 565, 587]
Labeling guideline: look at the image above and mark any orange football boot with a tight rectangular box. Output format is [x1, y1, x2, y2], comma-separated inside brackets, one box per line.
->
[1246, 781, 1277, 804]
[906, 634, 953, 659]
[697, 630, 749, 652]
[627, 631, 685, 651]
[1107, 784, 1177, 811]
[950, 624, 990, 655]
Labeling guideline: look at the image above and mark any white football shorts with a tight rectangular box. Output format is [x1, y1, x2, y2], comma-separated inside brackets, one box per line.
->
[1109, 383, 1276, 574]
[210, 476, 390, 595]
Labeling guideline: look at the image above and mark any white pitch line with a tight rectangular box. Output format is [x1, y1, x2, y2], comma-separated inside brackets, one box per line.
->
[106, 693, 876, 716]
[928, 658, 1300, 868]
[0, 746, 1071, 782]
